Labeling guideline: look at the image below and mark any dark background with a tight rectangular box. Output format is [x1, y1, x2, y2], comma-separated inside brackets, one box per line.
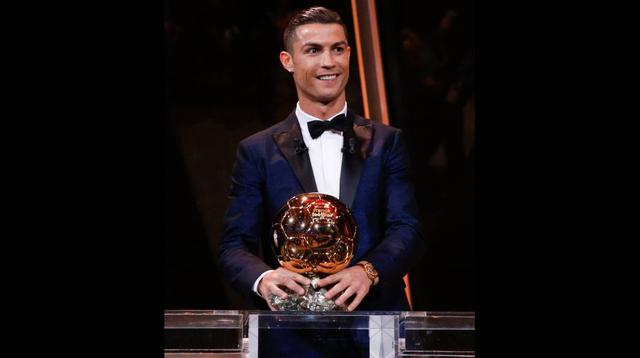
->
[165, 0, 474, 311]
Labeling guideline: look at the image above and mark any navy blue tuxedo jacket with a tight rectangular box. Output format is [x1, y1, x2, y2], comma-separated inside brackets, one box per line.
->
[218, 110, 425, 310]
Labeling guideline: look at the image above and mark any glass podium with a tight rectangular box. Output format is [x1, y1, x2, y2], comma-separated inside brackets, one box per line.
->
[165, 310, 475, 357]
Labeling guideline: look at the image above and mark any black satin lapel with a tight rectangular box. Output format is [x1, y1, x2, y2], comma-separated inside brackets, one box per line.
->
[273, 113, 318, 193]
[339, 111, 370, 209]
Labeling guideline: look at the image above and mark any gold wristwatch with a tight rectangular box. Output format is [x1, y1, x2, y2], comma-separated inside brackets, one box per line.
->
[356, 261, 379, 286]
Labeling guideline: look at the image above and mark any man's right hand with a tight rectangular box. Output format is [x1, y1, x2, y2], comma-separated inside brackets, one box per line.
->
[257, 267, 311, 311]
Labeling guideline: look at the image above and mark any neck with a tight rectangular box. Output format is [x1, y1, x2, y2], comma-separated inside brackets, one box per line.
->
[298, 94, 346, 120]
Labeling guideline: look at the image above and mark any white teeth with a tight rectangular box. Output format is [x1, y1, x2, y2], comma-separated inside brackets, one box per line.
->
[318, 75, 337, 80]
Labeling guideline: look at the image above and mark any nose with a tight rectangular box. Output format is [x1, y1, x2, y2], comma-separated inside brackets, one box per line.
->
[321, 51, 336, 68]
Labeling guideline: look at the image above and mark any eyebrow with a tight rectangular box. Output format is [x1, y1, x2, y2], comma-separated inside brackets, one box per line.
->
[302, 41, 348, 48]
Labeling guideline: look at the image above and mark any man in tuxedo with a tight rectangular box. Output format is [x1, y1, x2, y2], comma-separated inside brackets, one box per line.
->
[217, 6, 424, 312]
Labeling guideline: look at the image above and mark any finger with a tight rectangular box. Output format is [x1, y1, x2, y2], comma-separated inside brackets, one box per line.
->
[347, 291, 365, 311]
[270, 285, 289, 300]
[290, 273, 312, 286]
[282, 278, 305, 295]
[323, 282, 346, 300]
[334, 287, 355, 306]
[274, 268, 311, 286]
[318, 274, 340, 287]
[266, 301, 277, 311]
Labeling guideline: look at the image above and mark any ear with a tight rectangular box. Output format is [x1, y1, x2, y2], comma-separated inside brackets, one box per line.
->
[280, 51, 294, 73]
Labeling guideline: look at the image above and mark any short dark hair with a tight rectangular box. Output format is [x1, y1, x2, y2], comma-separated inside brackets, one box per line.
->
[283, 6, 349, 52]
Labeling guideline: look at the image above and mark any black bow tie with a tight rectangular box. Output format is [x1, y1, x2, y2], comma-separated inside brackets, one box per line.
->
[307, 114, 346, 139]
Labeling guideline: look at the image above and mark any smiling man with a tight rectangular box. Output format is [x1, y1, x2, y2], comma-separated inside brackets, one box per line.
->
[280, 17, 350, 118]
[218, 6, 424, 313]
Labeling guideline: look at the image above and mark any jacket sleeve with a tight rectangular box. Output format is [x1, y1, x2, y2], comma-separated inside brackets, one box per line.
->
[362, 129, 426, 285]
[217, 140, 273, 299]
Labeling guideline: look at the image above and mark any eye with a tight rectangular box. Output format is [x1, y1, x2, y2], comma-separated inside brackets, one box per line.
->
[333, 47, 344, 54]
[307, 47, 319, 54]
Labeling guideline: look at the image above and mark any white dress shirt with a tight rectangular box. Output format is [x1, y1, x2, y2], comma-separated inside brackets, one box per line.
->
[252, 102, 348, 296]
[295, 101, 346, 199]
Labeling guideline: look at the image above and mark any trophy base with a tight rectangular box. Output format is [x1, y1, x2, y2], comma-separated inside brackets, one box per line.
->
[268, 276, 347, 312]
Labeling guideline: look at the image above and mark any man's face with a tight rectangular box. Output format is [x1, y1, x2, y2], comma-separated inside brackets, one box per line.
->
[281, 23, 351, 105]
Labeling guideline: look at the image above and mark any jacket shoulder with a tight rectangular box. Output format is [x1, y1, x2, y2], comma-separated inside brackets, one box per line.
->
[238, 119, 291, 149]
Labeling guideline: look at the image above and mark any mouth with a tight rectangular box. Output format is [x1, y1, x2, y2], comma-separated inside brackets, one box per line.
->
[316, 74, 339, 81]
